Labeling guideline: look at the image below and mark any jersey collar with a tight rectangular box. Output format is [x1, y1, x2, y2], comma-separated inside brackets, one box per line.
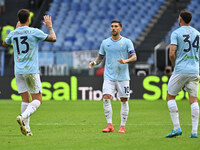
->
[111, 36, 122, 42]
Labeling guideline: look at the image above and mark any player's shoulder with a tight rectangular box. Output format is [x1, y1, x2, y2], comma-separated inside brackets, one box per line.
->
[28, 27, 43, 32]
[101, 37, 112, 44]
[121, 36, 129, 40]
[121, 36, 133, 44]
[172, 27, 182, 34]
[190, 26, 200, 34]
[9, 29, 16, 35]
[103, 37, 112, 42]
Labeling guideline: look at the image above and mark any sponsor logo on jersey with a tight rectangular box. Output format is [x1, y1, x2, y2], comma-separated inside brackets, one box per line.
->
[184, 54, 198, 60]
[16, 56, 32, 62]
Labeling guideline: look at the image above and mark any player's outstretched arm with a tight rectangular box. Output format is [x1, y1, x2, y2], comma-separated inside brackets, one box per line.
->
[2, 40, 9, 47]
[89, 54, 104, 68]
[43, 15, 56, 42]
[3, 21, 20, 47]
[118, 53, 137, 64]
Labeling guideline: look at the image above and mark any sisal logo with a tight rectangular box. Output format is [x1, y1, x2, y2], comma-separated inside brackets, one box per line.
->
[10, 76, 104, 101]
[11, 76, 78, 101]
[143, 76, 200, 101]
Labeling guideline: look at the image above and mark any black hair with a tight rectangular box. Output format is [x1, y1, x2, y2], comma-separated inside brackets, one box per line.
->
[111, 20, 122, 27]
[17, 9, 30, 24]
[180, 9, 192, 24]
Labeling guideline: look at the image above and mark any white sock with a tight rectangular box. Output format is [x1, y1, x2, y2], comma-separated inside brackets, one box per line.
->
[120, 101, 129, 127]
[167, 100, 180, 130]
[21, 102, 31, 132]
[103, 99, 112, 124]
[21, 100, 41, 119]
[191, 102, 199, 134]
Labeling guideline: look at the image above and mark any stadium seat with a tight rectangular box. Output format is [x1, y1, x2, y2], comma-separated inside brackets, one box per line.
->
[41, 0, 166, 51]
[39, 51, 54, 65]
[55, 51, 73, 66]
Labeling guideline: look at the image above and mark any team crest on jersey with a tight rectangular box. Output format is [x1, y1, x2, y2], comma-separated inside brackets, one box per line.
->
[120, 43, 124, 47]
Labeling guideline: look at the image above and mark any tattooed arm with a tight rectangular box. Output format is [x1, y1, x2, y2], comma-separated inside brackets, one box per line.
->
[89, 54, 104, 68]
[43, 15, 56, 42]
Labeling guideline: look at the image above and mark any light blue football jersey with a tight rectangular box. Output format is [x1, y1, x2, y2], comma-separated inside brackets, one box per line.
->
[5, 26, 48, 74]
[99, 36, 135, 81]
[171, 26, 200, 74]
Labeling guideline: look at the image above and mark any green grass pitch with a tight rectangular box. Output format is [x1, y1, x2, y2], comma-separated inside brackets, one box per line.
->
[0, 100, 200, 150]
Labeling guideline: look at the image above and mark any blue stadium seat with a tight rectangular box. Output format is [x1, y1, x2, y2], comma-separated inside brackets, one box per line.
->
[61, 41, 72, 51]
[82, 41, 93, 50]
[65, 36, 76, 42]
[39, 52, 54, 65]
[42, 0, 166, 51]
[55, 52, 73, 66]
[71, 44, 81, 51]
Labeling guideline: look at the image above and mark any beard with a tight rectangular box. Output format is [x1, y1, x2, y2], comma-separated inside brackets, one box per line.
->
[112, 32, 118, 36]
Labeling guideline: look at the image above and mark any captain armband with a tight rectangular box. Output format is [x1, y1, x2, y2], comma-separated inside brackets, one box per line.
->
[129, 50, 136, 55]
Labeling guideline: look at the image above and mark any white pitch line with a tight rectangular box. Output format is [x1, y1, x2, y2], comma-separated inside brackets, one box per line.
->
[30, 123, 192, 126]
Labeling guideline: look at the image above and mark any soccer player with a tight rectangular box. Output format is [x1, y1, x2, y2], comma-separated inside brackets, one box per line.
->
[166, 9, 200, 138]
[89, 20, 137, 133]
[2, 9, 56, 136]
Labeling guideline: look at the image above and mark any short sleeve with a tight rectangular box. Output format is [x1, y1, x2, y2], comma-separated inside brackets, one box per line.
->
[99, 41, 105, 55]
[127, 39, 135, 55]
[170, 31, 178, 45]
[33, 29, 48, 41]
[5, 33, 12, 45]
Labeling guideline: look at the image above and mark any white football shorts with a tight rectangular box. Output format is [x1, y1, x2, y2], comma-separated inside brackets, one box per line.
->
[167, 73, 199, 97]
[102, 80, 130, 99]
[15, 74, 42, 94]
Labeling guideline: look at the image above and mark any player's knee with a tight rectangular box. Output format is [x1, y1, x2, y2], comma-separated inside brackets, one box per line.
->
[189, 96, 198, 104]
[31, 93, 42, 104]
[166, 93, 176, 101]
[120, 98, 128, 102]
[103, 94, 111, 99]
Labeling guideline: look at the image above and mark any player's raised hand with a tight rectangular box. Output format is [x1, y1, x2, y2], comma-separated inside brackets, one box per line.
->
[43, 15, 52, 28]
[16, 21, 21, 28]
[118, 58, 127, 64]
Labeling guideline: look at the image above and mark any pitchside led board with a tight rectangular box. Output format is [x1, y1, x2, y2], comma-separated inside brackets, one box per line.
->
[0, 76, 200, 101]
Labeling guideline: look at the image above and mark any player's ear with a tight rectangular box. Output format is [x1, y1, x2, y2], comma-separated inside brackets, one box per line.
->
[178, 16, 182, 24]
[28, 16, 31, 23]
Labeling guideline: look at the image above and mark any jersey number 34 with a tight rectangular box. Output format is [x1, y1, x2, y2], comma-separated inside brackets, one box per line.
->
[183, 35, 199, 52]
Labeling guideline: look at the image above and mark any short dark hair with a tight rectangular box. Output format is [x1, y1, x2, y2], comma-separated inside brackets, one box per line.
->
[180, 9, 192, 24]
[17, 9, 30, 24]
[111, 20, 122, 27]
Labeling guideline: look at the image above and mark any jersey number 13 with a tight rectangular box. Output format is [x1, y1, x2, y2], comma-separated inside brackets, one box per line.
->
[13, 36, 29, 54]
